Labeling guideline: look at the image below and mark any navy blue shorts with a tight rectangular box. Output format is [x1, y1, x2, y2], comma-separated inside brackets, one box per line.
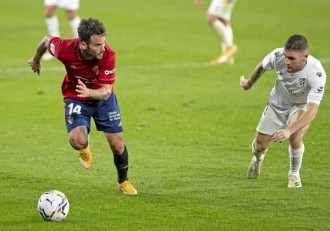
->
[64, 93, 123, 133]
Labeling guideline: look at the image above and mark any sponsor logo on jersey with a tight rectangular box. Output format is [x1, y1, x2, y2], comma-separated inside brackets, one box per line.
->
[76, 76, 98, 83]
[288, 89, 305, 96]
[50, 43, 55, 55]
[316, 72, 322, 77]
[104, 68, 115, 75]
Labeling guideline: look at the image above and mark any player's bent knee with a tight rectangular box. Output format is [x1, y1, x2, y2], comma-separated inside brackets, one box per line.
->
[290, 130, 305, 143]
[254, 142, 269, 153]
[289, 136, 304, 148]
[69, 138, 88, 150]
[110, 142, 125, 155]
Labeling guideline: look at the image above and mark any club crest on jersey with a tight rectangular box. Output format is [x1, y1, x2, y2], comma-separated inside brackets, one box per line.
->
[93, 66, 99, 75]
[299, 78, 306, 87]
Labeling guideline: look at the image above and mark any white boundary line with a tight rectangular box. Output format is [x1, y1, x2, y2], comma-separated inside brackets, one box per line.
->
[1, 66, 64, 74]
[319, 58, 330, 64]
[0, 62, 212, 75]
[1, 59, 329, 75]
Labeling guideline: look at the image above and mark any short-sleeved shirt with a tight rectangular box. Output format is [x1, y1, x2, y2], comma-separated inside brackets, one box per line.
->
[48, 37, 116, 100]
[262, 47, 326, 109]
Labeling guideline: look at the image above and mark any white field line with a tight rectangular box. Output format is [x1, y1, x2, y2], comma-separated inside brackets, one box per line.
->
[1, 58, 329, 75]
[0, 62, 212, 75]
[320, 58, 330, 64]
[1, 66, 64, 74]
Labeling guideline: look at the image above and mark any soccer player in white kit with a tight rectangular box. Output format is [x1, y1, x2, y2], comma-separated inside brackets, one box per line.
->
[194, 0, 237, 64]
[240, 34, 326, 188]
[43, 0, 81, 61]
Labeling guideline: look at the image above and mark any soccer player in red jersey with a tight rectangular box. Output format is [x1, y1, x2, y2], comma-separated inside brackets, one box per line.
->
[28, 18, 137, 195]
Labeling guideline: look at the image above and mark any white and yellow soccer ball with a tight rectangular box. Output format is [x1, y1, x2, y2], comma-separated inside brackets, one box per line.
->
[37, 190, 70, 221]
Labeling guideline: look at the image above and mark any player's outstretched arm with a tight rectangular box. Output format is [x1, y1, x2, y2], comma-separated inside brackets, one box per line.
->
[240, 76, 252, 90]
[27, 36, 51, 75]
[240, 62, 266, 90]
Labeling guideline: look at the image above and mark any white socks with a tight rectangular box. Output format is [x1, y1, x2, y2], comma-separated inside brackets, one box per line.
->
[250, 139, 305, 177]
[212, 19, 233, 52]
[46, 16, 81, 38]
[288, 144, 304, 177]
[46, 16, 60, 37]
[70, 16, 81, 38]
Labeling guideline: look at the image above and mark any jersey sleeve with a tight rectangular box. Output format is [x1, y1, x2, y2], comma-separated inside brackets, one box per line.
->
[307, 61, 326, 105]
[47, 37, 62, 58]
[262, 48, 283, 71]
[98, 50, 116, 85]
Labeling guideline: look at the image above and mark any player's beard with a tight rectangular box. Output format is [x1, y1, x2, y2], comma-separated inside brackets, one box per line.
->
[82, 47, 104, 60]
[89, 47, 104, 60]
[286, 61, 306, 73]
[286, 65, 294, 73]
[95, 52, 104, 60]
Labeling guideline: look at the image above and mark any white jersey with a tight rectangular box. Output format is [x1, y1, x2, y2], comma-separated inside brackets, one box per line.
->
[262, 48, 326, 109]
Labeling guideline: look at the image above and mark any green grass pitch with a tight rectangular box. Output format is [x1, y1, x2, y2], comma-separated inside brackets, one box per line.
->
[0, 0, 330, 230]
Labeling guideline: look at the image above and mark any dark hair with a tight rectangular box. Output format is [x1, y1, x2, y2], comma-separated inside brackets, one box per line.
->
[78, 18, 106, 44]
[284, 34, 308, 51]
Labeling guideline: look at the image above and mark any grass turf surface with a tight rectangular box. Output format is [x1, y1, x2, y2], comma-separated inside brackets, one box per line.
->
[0, 0, 330, 230]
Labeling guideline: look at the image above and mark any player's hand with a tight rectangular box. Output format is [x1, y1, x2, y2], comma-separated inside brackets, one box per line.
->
[272, 129, 291, 142]
[76, 79, 90, 98]
[27, 57, 41, 75]
[240, 76, 252, 90]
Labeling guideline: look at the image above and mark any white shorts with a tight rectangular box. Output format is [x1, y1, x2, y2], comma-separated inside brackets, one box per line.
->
[256, 103, 307, 135]
[207, 0, 236, 21]
[44, 0, 80, 10]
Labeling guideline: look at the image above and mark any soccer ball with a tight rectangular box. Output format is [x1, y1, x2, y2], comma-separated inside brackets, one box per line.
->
[37, 190, 70, 221]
